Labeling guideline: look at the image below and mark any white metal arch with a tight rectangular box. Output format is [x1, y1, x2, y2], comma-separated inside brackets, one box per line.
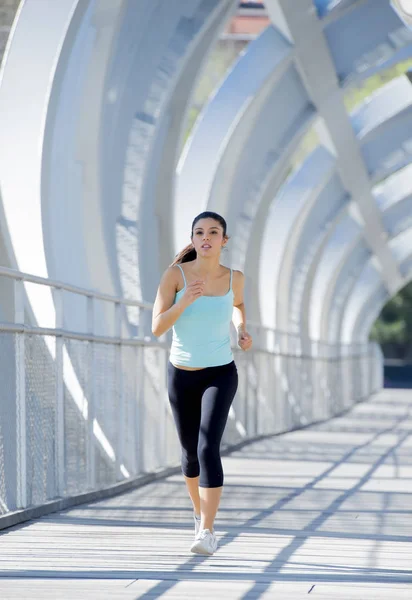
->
[0, 0, 236, 336]
[259, 146, 335, 330]
[314, 162, 412, 344]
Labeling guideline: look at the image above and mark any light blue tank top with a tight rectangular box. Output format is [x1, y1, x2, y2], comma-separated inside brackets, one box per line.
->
[170, 264, 234, 368]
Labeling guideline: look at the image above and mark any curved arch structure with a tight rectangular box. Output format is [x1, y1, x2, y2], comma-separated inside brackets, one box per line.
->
[0, 0, 237, 335]
[1, 0, 412, 375]
[392, 0, 412, 27]
[352, 76, 412, 183]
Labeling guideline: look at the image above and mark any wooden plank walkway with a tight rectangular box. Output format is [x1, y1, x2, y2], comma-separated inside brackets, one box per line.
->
[0, 389, 411, 599]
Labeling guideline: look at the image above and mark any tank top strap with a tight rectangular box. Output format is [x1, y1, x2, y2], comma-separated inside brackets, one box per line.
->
[175, 264, 187, 288]
[229, 268, 233, 291]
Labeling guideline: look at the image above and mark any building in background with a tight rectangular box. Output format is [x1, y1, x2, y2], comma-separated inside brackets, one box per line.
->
[226, 1, 269, 40]
[187, 2, 269, 138]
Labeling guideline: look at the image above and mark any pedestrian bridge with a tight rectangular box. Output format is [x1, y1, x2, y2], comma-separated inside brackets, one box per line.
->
[1, 389, 411, 599]
[1, 1, 412, 597]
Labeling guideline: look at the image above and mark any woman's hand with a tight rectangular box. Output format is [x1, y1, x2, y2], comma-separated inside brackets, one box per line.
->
[179, 279, 205, 308]
[237, 328, 253, 351]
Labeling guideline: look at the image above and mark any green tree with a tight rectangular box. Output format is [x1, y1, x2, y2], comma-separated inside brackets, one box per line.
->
[371, 282, 412, 361]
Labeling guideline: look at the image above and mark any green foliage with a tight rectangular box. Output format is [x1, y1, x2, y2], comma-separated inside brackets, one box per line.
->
[371, 282, 412, 359]
[182, 40, 247, 145]
[344, 58, 412, 112]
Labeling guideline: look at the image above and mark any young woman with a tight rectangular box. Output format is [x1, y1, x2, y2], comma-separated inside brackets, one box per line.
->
[152, 211, 252, 556]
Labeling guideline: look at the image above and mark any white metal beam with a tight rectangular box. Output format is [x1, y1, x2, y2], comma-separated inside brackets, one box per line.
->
[266, 0, 403, 296]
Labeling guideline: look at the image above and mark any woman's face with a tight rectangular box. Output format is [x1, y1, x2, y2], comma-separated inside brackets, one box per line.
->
[191, 218, 227, 258]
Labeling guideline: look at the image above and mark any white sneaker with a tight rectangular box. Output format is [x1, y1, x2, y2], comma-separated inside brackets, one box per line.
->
[194, 514, 201, 537]
[190, 529, 218, 556]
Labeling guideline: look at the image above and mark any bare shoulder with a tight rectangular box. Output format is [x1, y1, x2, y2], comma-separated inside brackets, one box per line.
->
[160, 265, 180, 289]
[232, 269, 245, 286]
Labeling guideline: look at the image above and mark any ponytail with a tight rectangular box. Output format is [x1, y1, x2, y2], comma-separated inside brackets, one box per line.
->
[170, 243, 196, 266]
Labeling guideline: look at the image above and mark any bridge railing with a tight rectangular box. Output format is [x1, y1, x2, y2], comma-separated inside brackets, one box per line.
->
[0, 266, 382, 526]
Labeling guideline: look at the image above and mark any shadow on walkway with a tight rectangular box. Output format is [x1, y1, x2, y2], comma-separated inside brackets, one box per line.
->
[1, 390, 411, 599]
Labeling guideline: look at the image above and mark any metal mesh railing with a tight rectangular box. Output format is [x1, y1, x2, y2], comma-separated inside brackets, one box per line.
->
[25, 334, 57, 507]
[0, 332, 17, 514]
[0, 266, 382, 522]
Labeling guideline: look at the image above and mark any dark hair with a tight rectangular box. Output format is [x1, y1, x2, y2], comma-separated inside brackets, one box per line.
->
[171, 211, 228, 265]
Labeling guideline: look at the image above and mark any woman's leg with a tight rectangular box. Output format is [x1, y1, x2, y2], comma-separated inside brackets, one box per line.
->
[197, 362, 238, 532]
[184, 475, 200, 517]
[167, 364, 202, 516]
[199, 486, 222, 533]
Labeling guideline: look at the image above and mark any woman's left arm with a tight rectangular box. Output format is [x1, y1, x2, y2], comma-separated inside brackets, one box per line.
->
[232, 270, 253, 351]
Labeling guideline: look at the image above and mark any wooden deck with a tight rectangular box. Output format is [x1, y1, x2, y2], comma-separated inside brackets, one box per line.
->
[0, 389, 411, 599]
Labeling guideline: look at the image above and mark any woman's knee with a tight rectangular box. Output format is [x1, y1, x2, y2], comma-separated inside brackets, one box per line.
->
[181, 449, 200, 478]
[198, 441, 223, 486]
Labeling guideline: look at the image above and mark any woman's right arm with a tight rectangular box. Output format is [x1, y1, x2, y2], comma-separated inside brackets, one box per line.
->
[151, 267, 204, 337]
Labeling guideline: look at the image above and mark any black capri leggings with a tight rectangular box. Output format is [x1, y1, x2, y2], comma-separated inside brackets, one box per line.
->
[167, 361, 238, 488]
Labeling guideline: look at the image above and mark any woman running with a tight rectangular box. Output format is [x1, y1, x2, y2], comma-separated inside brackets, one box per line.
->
[152, 211, 252, 555]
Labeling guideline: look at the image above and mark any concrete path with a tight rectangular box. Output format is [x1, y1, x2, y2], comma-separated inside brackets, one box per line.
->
[0, 389, 411, 599]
